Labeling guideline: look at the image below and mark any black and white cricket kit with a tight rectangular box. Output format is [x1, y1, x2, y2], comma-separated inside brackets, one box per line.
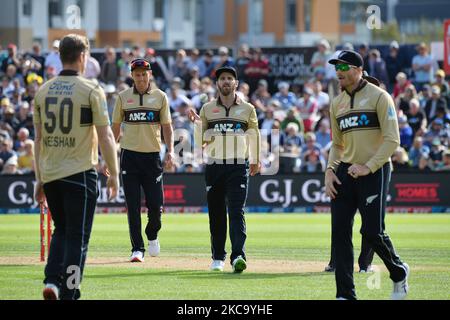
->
[34, 70, 110, 299]
[327, 72, 408, 299]
[112, 85, 171, 254]
[196, 94, 260, 264]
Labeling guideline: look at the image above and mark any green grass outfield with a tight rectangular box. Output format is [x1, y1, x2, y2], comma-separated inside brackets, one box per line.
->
[0, 213, 449, 300]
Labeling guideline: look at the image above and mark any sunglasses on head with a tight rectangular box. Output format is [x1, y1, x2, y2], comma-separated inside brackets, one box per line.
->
[334, 64, 356, 72]
[130, 59, 150, 71]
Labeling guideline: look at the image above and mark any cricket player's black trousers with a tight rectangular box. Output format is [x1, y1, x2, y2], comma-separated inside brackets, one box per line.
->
[43, 169, 98, 300]
[120, 149, 163, 253]
[205, 161, 249, 264]
[329, 234, 375, 270]
[331, 162, 407, 300]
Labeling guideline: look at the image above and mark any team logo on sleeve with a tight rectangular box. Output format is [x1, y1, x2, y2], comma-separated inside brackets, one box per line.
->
[387, 106, 397, 120]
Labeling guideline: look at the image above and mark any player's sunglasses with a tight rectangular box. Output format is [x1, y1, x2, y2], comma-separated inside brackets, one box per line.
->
[130, 59, 150, 71]
[334, 63, 358, 72]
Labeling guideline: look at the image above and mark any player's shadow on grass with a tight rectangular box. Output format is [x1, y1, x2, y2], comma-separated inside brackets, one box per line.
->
[87, 269, 328, 280]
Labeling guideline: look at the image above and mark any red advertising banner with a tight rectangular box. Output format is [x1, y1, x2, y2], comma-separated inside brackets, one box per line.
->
[444, 19, 450, 75]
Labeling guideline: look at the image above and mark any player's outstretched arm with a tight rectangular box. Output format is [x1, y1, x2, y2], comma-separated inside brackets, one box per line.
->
[33, 125, 45, 203]
[97, 125, 119, 200]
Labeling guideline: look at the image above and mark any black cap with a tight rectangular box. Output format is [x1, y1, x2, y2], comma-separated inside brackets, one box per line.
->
[215, 66, 238, 79]
[328, 50, 363, 68]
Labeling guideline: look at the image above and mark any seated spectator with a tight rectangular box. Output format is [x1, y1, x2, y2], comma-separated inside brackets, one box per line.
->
[167, 78, 190, 113]
[311, 39, 331, 76]
[418, 153, 433, 171]
[18, 139, 34, 173]
[429, 137, 445, 165]
[396, 84, 417, 115]
[45, 40, 63, 76]
[260, 107, 276, 133]
[280, 122, 303, 156]
[424, 118, 449, 148]
[101, 47, 120, 85]
[368, 49, 388, 86]
[235, 43, 251, 83]
[431, 105, 450, 127]
[315, 118, 331, 149]
[425, 85, 447, 123]
[281, 109, 304, 133]
[279, 123, 303, 173]
[186, 48, 204, 76]
[391, 146, 410, 171]
[198, 50, 215, 79]
[406, 98, 427, 137]
[302, 149, 325, 173]
[311, 80, 330, 110]
[434, 150, 450, 171]
[187, 78, 201, 99]
[296, 86, 318, 132]
[170, 49, 190, 81]
[418, 84, 431, 109]
[301, 132, 323, 163]
[398, 114, 414, 150]
[392, 72, 411, 99]
[244, 48, 270, 94]
[251, 79, 272, 119]
[2, 106, 20, 132]
[211, 46, 235, 80]
[1, 43, 21, 73]
[1, 155, 21, 175]
[237, 82, 250, 102]
[191, 77, 215, 111]
[14, 127, 29, 153]
[408, 136, 430, 168]
[84, 52, 101, 80]
[273, 82, 297, 111]
[433, 69, 450, 105]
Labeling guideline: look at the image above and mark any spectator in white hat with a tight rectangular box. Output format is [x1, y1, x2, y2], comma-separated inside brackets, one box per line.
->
[45, 39, 63, 75]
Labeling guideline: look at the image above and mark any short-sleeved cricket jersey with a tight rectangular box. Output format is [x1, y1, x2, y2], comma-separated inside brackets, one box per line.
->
[33, 70, 110, 183]
[112, 86, 171, 153]
[327, 80, 400, 173]
[195, 95, 260, 163]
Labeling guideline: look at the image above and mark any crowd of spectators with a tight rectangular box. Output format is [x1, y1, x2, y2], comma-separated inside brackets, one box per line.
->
[0, 39, 449, 175]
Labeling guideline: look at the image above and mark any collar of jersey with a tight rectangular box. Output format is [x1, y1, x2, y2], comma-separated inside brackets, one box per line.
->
[343, 79, 368, 97]
[133, 85, 151, 95]
[59, 69, 79, 76]
[216, 94, 239, 108]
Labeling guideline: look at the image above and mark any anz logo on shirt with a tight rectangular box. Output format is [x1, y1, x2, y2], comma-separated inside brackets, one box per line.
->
[124, 109, 160, 123]
[209, 121, 248, 134]
[337, 111, 379, 133]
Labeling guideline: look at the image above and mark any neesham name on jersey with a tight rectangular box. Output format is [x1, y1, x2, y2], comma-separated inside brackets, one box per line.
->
[43, 136, 76, 148]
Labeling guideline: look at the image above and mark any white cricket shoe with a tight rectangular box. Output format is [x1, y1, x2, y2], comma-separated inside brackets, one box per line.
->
[336, 297, 348, 300]
[391, 263, 410, 300]
[210, 260, 225, 271]
[232, 255, 247, 273]
[148, 239, 160, 257]
[130, 251, 144, 262]
[43, 283, 59, 300]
